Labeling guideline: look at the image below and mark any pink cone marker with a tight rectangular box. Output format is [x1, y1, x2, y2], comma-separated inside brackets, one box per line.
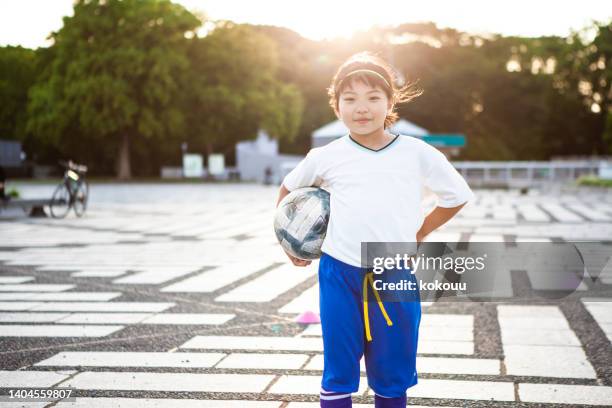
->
[295, 310, 320, 324]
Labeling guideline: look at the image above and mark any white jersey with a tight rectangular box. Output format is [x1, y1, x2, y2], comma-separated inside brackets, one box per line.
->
[282, 134, 474, 267]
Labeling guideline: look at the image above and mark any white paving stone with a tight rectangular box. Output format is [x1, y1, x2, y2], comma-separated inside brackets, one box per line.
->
[0, 276, 34, 284]
[515, 236, 552, 242]
[517, 204, 551, 222]
[161, 261, 274, 293]
[0, 284, 75, 292]
[278, 284, 319, 314]
[498, 305, 595, 379]
[420, 314, 474, 328]
[141, 313, 235, 325]
[566, 203, 612, 222]
[113, 267, 200, 285]
[304, 355, 499, 375]
[0, 324, 124, 337]
[420, 326, 473, 342]
[417, 357, 500, 375]
[0, 292, 121, 301]
[0, 312, 70, 322]
[500, 327, 581, 346]
[180, 336, 324, 352]
[469, 234, 505, 242]
[269, 375, 368, 395]
[287, 402, 457, 408]
[35, 352, 225, 368]
[303, 355, 365, 372]
[0, 401, 48, 407]
[216, 353, 309, 369]
[215, 263, 317, 302]
[496, 316, 570, 329]
[583, 300, 612, 342]
[504, 345, 596, 378]
[0, 370, 74, 387]
[296, 324, 322, 337]
[497, 305, 565, 318]
[62, 371, 274, 393]
[287, 403, 372, 408]
[56, 313, 151, 324]
[72, 270, 129, 277]
[29, 301, 174, 312]
[423, 232, 462, 242]
[540, 203, 583, 222]
[0, 301, 40, 311]
[296, 325, 472, 354]
[407, 378, 515, 401]
[53, 399, 282, 408]
[519, 383, 612, 405]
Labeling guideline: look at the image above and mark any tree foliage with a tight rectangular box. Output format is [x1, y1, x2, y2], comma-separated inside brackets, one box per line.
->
[27, 0, 201, 177]
[0, 1, 608, 176]
[183, 22, 303, 158]
[0, 46, 37, 141]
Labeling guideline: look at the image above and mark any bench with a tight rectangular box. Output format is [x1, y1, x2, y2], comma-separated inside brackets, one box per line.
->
[1, 198, 53, 217]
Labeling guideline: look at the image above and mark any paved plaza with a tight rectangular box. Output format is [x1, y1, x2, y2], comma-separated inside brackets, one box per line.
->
[0, 182, 611, 407]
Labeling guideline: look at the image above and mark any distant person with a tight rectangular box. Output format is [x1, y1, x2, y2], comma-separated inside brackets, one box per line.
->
[276, 52, 474, 408]
[264, 166, 273, 185]
[0, 165, 6, 201]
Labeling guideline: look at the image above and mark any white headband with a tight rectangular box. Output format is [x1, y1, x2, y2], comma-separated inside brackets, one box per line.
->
[338, 69, 391, 89]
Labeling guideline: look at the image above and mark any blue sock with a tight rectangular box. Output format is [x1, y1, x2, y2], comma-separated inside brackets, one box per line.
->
[320, 389, 352, 408]
[374, 393, 406, 408]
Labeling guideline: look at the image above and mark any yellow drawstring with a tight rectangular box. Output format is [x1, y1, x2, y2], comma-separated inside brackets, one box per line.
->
[363, 272, 393, 342]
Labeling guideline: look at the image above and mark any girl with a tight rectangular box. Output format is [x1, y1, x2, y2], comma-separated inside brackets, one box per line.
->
[276, 52, 474, 407]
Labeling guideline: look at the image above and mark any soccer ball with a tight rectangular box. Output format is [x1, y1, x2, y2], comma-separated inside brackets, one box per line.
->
[274, 187, 330, 260]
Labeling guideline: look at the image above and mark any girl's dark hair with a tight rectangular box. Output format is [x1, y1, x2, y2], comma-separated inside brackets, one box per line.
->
[327, 52, 422, 128]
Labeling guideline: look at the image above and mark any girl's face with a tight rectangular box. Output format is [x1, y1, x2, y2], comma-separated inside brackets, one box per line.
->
[338, 79, 392, 136]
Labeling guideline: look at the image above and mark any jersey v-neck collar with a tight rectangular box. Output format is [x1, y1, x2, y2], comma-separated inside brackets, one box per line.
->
[347, 133, 400, 153]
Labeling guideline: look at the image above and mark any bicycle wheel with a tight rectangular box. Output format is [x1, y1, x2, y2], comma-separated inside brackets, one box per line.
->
[73, 180, 89, 217]
[50, 183, 71, 218]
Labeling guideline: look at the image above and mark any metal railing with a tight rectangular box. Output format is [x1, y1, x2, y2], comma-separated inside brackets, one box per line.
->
[454, 161, 606, 187]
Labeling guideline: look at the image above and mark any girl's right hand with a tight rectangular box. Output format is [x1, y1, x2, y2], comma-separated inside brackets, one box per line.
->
[286, 251, 312, 267]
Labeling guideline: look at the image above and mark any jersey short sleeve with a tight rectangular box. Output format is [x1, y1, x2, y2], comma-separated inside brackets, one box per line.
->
[421, 143, 474, 208]
[282, 148, 323, 191]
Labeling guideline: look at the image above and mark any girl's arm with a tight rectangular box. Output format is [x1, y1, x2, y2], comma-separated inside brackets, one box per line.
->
[276, 184, 290, 207]
[276, 184, 312, 267]
[417, 203, 466, 243]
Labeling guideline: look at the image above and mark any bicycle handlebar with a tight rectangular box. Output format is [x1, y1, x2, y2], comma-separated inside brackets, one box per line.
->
[59, 160, 88, 174]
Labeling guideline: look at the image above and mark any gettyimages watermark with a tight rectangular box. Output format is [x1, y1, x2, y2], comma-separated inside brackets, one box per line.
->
[360, 241, 612, 303]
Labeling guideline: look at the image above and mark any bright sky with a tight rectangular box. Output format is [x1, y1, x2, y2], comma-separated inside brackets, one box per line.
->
[1, 0, 611, 48]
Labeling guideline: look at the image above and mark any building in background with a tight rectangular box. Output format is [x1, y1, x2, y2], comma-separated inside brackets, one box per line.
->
[236, 119, 467, 184]
[235, 130, 303, 184]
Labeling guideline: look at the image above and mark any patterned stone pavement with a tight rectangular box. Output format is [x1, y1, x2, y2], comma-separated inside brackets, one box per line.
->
[0, 183, 611, 407]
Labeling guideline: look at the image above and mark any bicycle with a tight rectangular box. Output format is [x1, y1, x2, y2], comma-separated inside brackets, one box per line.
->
[49, 160, 89, 218]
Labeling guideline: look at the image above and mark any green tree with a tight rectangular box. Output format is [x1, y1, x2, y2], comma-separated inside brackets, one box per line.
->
[184, 22, 303, 159]
[27, 0, 200, 178]
[0, 46, 38, 141]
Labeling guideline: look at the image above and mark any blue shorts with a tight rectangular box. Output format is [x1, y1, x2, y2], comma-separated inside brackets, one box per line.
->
[318, 252, 421, 398]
